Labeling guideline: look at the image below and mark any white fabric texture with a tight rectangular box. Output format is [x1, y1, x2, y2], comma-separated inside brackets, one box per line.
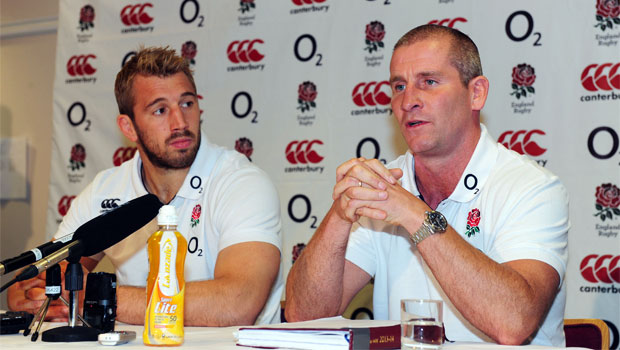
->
[54, 133, 283, 325]
[345, 124, 569, 345]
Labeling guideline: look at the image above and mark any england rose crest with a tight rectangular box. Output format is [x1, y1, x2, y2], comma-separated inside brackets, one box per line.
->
[239, 0, 255, 13]
[292, 243, 307, 264]
[365, 21, 385, 53]
[181, 41, 197, 65]
[594, 183, 620, 221]
[465, 208, 481, 237]
[235, 137, 254, 161]
[68, 144, 86, 171]
[191, 204, 202, 227]
[297, 81, 317, 112]
[78, 5, 95, 32]
[594, 0, 620, 31]
[510, 64, 536, 99]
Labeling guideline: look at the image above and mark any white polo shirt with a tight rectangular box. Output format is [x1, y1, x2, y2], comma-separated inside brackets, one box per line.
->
[345, 125, 569, 345]
[54, 133, 283, 324]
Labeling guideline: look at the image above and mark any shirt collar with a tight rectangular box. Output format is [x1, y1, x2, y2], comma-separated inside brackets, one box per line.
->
[133, 131, 217, 201]
[406, 124, 498, 203]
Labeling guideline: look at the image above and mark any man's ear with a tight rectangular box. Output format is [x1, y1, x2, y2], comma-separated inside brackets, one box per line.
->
[117, 114, 138, 142]
[469, 76, 489, 112]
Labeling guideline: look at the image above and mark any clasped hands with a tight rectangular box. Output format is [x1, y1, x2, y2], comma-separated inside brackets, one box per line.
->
[333, 157, 429, 231]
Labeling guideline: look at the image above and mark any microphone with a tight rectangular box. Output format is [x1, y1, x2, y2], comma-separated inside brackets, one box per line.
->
[0, 194, 162, 276]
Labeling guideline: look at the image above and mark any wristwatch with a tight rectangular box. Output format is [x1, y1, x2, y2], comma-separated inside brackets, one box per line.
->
[409, 210, 448, 246]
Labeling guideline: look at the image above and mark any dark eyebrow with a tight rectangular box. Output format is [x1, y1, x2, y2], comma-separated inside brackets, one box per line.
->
[145, 91, 196, 110]
[389, 75, 405, 84]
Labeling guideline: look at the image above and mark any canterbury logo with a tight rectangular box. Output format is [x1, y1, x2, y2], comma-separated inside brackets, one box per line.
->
[285, 140, 324, 164]
[101, 198, 121, 209]
[428, 17, 467, 28]
[66, 55, 97, 76]
[120, 3, 154, 26]
[112, 147, 137, 166]
[292, 0, 326, 5]
[580, 254, 620, 284]
[227, 39, 265, 63]
[497, 129, 546, 157]
[352, 81, 391, 107]
[581, 63, 620, 91]
[57, 195, 76, 216]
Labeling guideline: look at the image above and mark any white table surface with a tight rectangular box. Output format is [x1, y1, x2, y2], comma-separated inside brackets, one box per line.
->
[0, 317, 589, 349]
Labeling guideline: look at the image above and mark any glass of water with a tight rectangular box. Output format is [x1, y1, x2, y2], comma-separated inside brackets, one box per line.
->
[400, 299, 443, 349]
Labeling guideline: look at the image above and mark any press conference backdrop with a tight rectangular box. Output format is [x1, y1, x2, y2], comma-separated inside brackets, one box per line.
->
[46, 0, 619, 345]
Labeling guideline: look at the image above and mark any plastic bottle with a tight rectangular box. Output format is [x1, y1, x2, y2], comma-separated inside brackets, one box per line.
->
[144, 205, 187, 346]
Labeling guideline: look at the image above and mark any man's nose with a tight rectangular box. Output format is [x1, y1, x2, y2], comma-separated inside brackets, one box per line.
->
[169, 106, 188, 131]
[400, 86, 422, 112]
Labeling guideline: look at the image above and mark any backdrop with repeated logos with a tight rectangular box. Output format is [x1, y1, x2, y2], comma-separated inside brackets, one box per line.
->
[47, 0, 619, 344]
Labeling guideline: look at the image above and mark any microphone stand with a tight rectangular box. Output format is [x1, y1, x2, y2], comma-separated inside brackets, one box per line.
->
[41, 255, 101, 342]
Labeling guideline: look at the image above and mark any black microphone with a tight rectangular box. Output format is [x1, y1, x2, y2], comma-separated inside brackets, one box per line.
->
[1, 194, 161, 276]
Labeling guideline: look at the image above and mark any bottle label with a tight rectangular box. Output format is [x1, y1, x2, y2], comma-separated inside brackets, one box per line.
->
[145, 230, 184, 345]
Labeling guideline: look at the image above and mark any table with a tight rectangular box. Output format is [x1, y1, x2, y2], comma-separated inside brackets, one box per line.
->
[0, 317, 589, 349]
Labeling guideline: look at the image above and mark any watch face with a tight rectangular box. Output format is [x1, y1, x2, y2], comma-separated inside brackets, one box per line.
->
[428, 211, 447, 232]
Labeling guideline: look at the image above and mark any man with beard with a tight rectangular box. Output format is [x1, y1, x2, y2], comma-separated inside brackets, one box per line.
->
[285, 25, 568, 345]
[8, 47, 283, 326]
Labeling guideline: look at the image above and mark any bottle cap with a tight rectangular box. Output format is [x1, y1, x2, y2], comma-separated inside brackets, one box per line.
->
[157, 205, 178, 225]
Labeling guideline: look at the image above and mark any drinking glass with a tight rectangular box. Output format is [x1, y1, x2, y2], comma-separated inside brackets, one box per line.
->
[400, 299, 443, 349]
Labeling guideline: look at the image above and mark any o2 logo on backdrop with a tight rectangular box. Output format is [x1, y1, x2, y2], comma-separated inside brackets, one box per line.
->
[428, 17, 467, 29]
[581, 63, 620, 91]
[356, 137, 386, 164]
[505, 10, 542, 46]
[288, 194, 319, 229]
[57, 195, 76, 217]
[588, 126, 620, 164]
[226, 39, 266, 72]
[67, 102, 91, 132]
[112, 147, 137, 166]
[179, 0, 205, 28]
[580, 254, 620, 284]
[294, 34, 323, 66]
[120, 3, 154, 33]
[231, 92, 259, 123]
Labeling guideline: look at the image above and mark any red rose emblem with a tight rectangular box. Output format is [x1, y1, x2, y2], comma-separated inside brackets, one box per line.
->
[365, 21, 385, 43]
[298, 81, 317, 102]
[467, 208, 481, 227]
[80, 5, 95, 23]
[192, 204, 202, 220]
[512, 64, 536, 87]
[181, 41, 197, 61]
[70, 144, 86, 163]
[596, 183, 620, 208]
[241, 0, 254, 3]
[596, 0, 620, 18]
[235, 137, 254, 160]
[292, 243, 307, 264]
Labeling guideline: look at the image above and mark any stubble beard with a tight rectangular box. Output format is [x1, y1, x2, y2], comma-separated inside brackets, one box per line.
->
[136, 128, 200, 170]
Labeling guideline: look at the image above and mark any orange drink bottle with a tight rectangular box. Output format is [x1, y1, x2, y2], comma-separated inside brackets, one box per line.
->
[144, 205, 187, 346]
